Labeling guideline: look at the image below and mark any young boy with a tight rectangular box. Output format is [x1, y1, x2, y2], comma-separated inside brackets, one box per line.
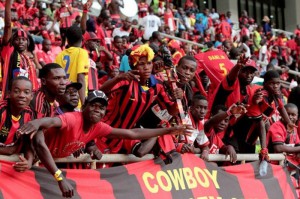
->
[0, 77, 36, 171]
[204, 104, 247, 163]
[267, 103, 299, 154]
[177, 94, 210, 161]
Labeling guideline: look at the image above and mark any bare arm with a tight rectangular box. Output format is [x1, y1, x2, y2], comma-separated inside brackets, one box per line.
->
[204, 111, 228, 133]
[134, 137, 158, 157]
[274, 144, 300, 153]
[107, 126, 191, 140]
[100, 70, 139, 94]
[77, 73, 86, 104]
[3, 0, 13, 45]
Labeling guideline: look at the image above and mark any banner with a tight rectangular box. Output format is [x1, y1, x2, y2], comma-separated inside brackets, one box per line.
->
[195, 50, 234, 89]
[0, 153, 297, 199]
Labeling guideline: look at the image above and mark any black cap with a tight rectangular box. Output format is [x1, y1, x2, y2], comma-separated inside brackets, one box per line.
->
[86, 90, 108, 106]
[66, 81, 82, 90]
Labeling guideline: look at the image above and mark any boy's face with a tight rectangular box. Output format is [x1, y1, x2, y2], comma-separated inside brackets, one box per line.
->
[190, 99, 208, 121]
[264, 77, 281, 95]
[136, 56, 153, 80]
[83, 101, 107, 124]
[176, 59, 197, 83]
[215, 110, 229, 132]
[114, 38, 123, 49]
[10, 80, 33, 110]
[286, 107, 298, 124]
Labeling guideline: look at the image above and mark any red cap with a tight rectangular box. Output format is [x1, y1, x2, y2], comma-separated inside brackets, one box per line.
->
[244, 59, 257, 70]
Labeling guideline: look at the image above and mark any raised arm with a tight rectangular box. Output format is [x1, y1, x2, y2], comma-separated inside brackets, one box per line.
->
[204, 104, 247, 132]
[3, 0, 13, 45]
[226, 54, 249, 85]
[80, 0, 93, 34]
[100, 70, 139, 94]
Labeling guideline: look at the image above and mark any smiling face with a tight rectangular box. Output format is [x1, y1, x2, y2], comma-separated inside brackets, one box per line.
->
[82, 101, 107, 124]
[10, 79, 33, 110]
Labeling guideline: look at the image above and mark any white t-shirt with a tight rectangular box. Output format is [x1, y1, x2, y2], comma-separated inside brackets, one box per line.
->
[259, 45, 268, 74]
[179, 115, 209, 146]
[141, 14, 161, 40]
[112, 28, 131, 38]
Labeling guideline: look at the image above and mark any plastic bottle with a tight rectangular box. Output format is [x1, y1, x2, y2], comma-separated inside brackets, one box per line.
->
[259, 160, 268, 176]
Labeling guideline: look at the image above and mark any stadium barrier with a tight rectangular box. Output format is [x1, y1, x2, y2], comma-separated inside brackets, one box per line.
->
[0, 153, 286, 169]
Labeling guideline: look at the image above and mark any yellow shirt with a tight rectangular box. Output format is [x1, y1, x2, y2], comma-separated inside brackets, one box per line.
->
[55, 47, 89, 83]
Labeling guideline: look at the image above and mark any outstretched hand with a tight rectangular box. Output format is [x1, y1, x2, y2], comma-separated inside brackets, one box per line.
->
[172, 124, 194, 136]
[16, 120, 40, 139]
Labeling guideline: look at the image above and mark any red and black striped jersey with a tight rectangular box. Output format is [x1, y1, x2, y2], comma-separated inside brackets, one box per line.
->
[30, 90, 55, 118]
[0, 100, 36, 145]
[102, 75, 174, 129]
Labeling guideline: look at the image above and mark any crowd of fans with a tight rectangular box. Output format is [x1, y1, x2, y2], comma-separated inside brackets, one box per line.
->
[1, 0, 300, 197]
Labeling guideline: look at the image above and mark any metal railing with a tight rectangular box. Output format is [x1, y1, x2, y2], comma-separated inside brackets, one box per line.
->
[0, 153, 286, 169]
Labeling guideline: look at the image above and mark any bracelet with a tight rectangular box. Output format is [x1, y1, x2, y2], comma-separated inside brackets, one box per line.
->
[54, 169, 63, 181]
[226, 109, 232, 116]
[83, 10, 88, 13]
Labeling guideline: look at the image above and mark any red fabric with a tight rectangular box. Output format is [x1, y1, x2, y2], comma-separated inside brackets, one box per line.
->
[0, 101, 35, 148]
[138, 2, 149, 18]
[36, 50, 55, 65]
[55, 7, 73, 28]
[218, 21, 232, 40]
[45, 112, 112, 158]
[96, 25, 112, 50]
[206, 129, 225, 154]
[267, 121, 299, 145]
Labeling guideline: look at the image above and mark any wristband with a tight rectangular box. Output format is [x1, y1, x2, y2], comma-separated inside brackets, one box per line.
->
[54, 169, 63, 181]
[83, 10, 88, 13]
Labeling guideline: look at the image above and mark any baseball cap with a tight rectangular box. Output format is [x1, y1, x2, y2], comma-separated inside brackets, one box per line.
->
[66, 81, 82, 90]
[86, 90, 108, 106]
[244, 59, 257, 70]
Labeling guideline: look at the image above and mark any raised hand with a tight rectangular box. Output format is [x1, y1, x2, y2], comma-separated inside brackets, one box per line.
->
[236, 53, 249, 68]
[228, 103, 247, 115]
[83, 0, 93, 10]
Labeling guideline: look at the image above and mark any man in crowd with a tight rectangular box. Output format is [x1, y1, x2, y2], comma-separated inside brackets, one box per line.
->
[30, 63, 67, 118]
[17, 90, 192, 198]
[55, 26, 89, 105]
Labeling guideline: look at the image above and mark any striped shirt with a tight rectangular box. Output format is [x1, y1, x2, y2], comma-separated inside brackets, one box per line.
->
[0, 100, 36, 146]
